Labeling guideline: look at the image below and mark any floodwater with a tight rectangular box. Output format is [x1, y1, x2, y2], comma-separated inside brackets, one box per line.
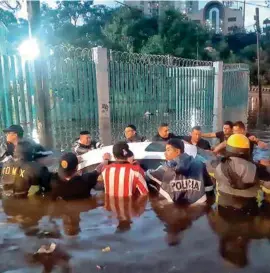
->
[1, 106, 270, 273]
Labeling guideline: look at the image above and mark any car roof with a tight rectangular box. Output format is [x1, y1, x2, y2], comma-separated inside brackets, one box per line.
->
[78, 141, 198, 170]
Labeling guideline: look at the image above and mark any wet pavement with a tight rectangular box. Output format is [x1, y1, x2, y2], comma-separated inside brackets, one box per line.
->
[1, 107, 270, 273]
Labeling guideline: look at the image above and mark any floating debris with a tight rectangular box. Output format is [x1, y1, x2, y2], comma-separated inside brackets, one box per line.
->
[102, 246, 111, 252]
[36, 242, 57, 254]
[7, 246, 19, 251]
[96, 265, 106, 270]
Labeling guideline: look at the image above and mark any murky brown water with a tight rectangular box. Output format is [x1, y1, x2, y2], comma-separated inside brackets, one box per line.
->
[1, 104, 270, 273]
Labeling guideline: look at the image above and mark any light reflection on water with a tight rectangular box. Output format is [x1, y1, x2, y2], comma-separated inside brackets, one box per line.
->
[0, 105, 270, 273]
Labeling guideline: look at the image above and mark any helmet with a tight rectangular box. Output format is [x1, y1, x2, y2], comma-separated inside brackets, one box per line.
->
[226, 134, 250, 155]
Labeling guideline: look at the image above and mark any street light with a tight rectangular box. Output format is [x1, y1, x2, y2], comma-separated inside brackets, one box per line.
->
[18, 38, 40, 60]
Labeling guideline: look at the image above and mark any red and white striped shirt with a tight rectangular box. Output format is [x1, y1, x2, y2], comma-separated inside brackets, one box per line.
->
[102, 163, 149, 197]
[104, 195, 148, 221]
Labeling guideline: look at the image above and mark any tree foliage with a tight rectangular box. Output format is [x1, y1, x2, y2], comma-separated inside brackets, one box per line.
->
[0, 2, 270, 85]
[0, 7, 17, 26]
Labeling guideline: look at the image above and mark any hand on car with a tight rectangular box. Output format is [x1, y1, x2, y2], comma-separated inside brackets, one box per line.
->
[103, 153, 111, 161]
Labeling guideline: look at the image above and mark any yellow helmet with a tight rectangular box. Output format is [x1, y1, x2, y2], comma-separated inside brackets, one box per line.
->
[226, 134, 250, 155]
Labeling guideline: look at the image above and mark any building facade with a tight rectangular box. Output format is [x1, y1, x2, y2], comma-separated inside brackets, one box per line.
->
[188, 1, 244, 34]
[125, 1, 199, 17]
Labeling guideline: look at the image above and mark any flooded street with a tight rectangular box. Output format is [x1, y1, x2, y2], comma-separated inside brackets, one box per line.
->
[1, 105, 270, 273]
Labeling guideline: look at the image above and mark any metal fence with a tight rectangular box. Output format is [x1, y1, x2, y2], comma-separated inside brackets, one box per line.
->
[47, 46, 98, 150]
[0, 47, 250, 150]
[223, 63, 250, 108]
[109, 51, 215, 141]
[0, 55, 37, 137]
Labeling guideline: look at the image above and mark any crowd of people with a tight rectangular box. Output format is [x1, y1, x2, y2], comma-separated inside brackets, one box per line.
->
[0, 121, 270, 213]
[1, 122, 270, 271]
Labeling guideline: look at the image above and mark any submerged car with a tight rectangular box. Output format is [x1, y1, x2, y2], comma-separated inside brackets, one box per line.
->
[78, 141, 217, 173]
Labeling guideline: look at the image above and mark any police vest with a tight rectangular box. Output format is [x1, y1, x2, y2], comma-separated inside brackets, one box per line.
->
[1, 160, 50, 197]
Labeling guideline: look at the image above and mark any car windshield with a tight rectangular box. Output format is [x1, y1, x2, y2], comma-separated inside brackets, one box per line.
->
[145, 142, 166, 152]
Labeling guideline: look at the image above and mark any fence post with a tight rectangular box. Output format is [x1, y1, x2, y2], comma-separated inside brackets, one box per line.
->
[92, 47, 112, 145]
[34, 57, 54, 148]
[213, 61, 223, 132]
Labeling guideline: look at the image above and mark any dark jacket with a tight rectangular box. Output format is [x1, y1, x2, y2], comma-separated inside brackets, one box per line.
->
[50, 171, 100, 200]
[0, 159, 51, 197]
[146, 153, 214, 204]
[125, 134, 146, 143]
[215, 156, 270, 199]
[72, 139, 103, 156]
[152, 133, 176, 142]
[0, 137, 52, 163]
[181, 136, 211, 150]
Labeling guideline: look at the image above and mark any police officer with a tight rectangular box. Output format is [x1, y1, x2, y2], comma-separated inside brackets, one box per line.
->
[0, 124, 52, 164]
[146, 138, 214, 205]
[124, 125, 146, 143]
[152, 123, 176, 142]
[1, 140, 51, 197]
[72, 131, 103, 156]
[0, 125, 24, 163]
[215, 134, 270, 212]
[50, 152, 107, 200]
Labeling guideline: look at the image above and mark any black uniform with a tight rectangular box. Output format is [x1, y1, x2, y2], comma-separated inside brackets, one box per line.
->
[181, 136, 211, 150]
[215, 131, 229, 143]
[0, 138, 52, 163]
[50, 171, 100, 200]
[1, 159, 51, 197]
[152, 133, 176, 142]
[125, 134, 146, 143]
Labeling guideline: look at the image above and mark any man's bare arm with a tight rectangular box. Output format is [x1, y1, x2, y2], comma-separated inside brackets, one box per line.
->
[248, 135, 269, 149]
[213, 141, 226, 154]
[201, 132, 217, 138]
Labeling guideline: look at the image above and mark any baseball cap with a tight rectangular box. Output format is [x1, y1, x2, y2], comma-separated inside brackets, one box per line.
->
[58, 152, 79, 178]
[113, 141, 133, 160]
[167, 138, 185, 153]
[3, 125, 24, 137]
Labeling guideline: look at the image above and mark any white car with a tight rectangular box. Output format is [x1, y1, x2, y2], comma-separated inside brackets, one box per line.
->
[78, 141, 215, 172]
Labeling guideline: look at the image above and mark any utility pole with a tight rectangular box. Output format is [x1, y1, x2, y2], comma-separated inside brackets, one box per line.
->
[196, 26, 199, 65]
[26, 1, 53, 147]
[255, 7, 262, 109]
[243, 0, 246, 28]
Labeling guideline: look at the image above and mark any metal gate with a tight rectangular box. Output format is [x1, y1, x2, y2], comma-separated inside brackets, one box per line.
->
[0, 55, 37, 137]
[47, 46, 98, 150]
[109, 51, 215, 141]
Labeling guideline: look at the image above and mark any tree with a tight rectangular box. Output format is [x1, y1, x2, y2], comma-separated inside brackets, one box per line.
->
[0, 1, 269, 85]
[141, 10, 210, 59]
[102, 6, 148, 52]
[56, 0, 93, 27]
[0, 1, 21, 11]
[0, 8, 28, 47]
[77, 5, 114, 47]
[0, 8, 17, 26]
[7, 18, 28, 45]
[39, 3, 113, 47]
